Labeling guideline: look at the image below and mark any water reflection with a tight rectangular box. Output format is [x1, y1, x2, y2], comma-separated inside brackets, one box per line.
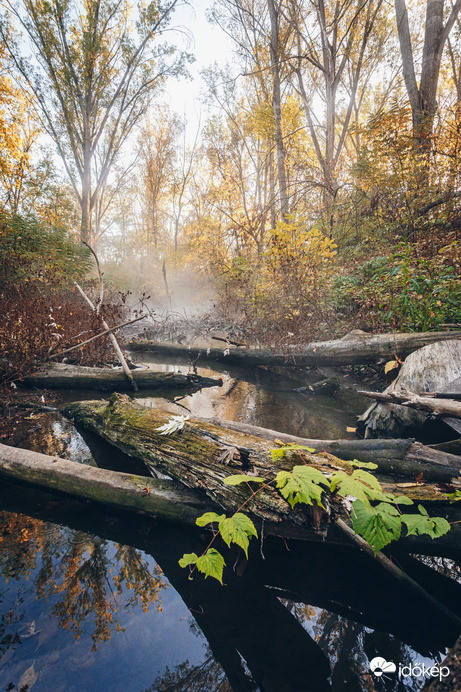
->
[0, 482, 459, 692]
[0, 504, 214, 692]
[0, 510, 166, 651]
[4, 356, 461, 691]
[133, 355, 366, 439]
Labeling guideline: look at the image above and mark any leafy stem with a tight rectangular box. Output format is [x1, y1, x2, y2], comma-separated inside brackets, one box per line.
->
[179, 445, 451, 584]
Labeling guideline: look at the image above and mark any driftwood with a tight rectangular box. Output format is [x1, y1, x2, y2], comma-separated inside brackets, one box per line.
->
[20, 363, 222, 392]
[128, 330, 461, 367]
[359, 340, 461, 438]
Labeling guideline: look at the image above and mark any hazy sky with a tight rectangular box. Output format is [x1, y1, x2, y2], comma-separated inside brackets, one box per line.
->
[164, 0, 234, 128]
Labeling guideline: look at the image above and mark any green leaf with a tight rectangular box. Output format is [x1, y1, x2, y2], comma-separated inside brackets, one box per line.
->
[388, 495, 414, 506]
[178, 552, 199, 568]
[350, 459, 378, 470]
[330, 469, 383, 508]
[403, 510, 450, 539]
[218, 513, 258, 558]
[351, 500, 402, 554]
[276, 465, 329, 509]
[196, 549, 226, 584]
[224, 474, 265, 485]
[195, 512, 225, 527]
[271, 444, 315, 461]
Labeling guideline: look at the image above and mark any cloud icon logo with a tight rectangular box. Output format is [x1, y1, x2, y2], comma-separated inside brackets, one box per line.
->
[370, 657, 397, 677]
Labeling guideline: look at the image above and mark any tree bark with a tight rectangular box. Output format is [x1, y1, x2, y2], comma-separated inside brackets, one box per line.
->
[63, 394, 461, 518]
[128, 332, 461, 367]
[20, 363, 222, 392]
[267, 0, 289, 219]
[359, 340, 461, 438]
[394, 0, 461, 151]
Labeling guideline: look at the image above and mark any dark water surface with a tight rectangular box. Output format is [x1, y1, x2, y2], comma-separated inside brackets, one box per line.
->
[2, 358, 460, 691]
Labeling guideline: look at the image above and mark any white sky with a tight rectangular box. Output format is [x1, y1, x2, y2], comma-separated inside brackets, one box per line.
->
[163, 0, 234, 131]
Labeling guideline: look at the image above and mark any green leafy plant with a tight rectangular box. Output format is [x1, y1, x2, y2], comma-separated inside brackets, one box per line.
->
[179, 446, 452, 583]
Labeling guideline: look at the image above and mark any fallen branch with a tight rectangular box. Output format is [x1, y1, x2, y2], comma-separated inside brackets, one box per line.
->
[336, 518, 461, 630]
[63, 394, 461, 519]
[359, 390, 461, 419]
[21, 363, 222, 392]
[49, 314, 145, 360]
[75, 281, 138, 392]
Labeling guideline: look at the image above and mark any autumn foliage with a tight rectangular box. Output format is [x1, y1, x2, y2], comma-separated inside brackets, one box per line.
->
[0, 211, 127, 385]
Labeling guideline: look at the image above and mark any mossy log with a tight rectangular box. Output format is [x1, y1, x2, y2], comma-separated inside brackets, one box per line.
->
[192, 416, 461, 483]
[0, 442, 215, 525]
[128, 330, 461, 366]
[20, 363, 222, 392]
[63, 394, 461, 522]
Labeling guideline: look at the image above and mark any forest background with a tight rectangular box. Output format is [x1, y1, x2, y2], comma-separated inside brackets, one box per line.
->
[0, 0, 461, 386]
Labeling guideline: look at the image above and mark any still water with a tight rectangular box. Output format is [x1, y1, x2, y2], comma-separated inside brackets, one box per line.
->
[1, 358, 460, 691]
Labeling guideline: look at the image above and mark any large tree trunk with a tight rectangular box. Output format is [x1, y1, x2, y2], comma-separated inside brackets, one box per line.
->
[128, 332, 461, 367]
[3, 397, 461, 556]
[394, 0, 461, 153]
[63, 394, 461, 517]
[0, 442, 213, 525]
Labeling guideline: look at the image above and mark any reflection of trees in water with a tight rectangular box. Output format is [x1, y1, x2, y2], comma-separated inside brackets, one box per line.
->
[284, 601, 426, 692]
[0, 510, 166, 650]
[146, 649, 232, 692]
[413, 555, 461, 583]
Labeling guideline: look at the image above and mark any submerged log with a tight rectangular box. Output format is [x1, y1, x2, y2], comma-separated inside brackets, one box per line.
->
[359, 340, 461, 439]
[128, 330, 461, 367]
[63, 394, 461, 519]
[20, 363, 222, 392]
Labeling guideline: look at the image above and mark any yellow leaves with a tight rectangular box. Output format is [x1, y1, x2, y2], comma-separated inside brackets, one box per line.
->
[384, 360, 400, 374]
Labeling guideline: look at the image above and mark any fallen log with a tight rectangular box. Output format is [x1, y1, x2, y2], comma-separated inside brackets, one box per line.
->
[128, 330, 461, 367]
[0, 442, 214, 525]
[63, 394, 461, 517]
[196, 416, 461, 483]
[20, 363, 222, 392]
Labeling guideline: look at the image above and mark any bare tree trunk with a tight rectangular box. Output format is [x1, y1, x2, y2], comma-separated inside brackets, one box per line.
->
[268, 0, 289, 220]
[394, 0, 461, 154]
[81, 135, 92, 243]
